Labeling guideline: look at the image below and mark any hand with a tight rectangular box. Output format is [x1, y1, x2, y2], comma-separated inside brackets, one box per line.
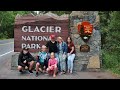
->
[23, 60, 27, 64]
[67, 53, 71, 56]
[63, 54, 66, 59]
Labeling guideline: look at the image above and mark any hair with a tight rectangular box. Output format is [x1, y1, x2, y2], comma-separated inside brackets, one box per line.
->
[57, 36, 63, 42]
[66, 36, 72, 44]
[21, 48, 29, 55]
[51, 52, 55, 55]
[41, 45, 47, 49]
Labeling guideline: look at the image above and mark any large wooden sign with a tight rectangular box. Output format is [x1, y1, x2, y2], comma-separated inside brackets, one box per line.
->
[14, 13, 69, 52]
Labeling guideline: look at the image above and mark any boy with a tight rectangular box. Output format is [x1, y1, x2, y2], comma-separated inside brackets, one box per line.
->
[36, 45, 48, 77]
[18, 47, 35, 73]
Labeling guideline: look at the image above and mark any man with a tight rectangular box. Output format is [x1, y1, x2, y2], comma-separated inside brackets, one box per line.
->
[46, 34, 60, 71]
[18, 47, 35, 73]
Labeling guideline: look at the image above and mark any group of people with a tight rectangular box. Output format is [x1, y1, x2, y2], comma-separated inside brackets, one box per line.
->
[18, 34, 76, 77]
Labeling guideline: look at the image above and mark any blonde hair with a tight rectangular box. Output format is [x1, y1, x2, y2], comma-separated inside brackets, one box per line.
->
[57, 36, 63, 42]
[41, 45, 47, 49]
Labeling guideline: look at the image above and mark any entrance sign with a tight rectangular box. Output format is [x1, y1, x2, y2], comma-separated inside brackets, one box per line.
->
[14, 13, 69, 52]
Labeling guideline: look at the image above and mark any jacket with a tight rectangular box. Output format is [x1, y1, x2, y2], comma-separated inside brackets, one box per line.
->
[57, 41, 68, 54]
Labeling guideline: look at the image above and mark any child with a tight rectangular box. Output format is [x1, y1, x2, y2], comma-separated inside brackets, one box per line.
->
[36, 45, 48, 77]
[46, 52, 58, 77]
[18, 47, 35, 74]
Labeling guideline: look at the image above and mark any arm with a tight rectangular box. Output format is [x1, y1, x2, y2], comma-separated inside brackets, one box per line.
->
[28, 53, 35, 61]
[54, 59, 58, 67]
[64, 42, 68, 54]
[46, 41, 49, 48]
[70, 46, 75, 54]
[18, 53, 26, 67]
[48, 59, 51, 67]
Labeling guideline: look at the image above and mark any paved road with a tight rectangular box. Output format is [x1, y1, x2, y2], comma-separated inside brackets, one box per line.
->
[0, 39, 119, 79]
[0, 39, 14, 57]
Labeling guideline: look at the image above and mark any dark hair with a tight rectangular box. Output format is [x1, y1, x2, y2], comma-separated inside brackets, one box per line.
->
[66, 36, 72, 44]
[21, 47, 29, 55]
[23, 47, 29, 51]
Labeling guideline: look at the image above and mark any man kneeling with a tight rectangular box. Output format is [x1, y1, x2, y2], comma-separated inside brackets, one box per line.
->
[18, 47, 35, 74]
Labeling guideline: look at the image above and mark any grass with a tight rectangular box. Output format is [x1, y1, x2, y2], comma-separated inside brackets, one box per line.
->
[0, 38, 13, 40]
[0, 38, 7, 40]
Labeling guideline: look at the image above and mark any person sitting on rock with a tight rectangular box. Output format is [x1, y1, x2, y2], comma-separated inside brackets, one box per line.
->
[18, 47, 35, 74]
[35, 45, 48, 77]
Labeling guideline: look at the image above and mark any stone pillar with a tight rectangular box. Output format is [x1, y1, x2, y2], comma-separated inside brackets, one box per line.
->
[70, 11, 101, 71]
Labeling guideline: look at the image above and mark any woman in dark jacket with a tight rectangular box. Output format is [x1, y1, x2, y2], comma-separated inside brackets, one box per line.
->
[18, 47, 35, 73]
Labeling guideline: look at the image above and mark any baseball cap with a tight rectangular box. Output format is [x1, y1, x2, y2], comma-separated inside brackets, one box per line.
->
[50, 34, 55, 39]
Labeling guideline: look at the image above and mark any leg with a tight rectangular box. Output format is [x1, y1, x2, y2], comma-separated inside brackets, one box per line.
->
[55, 53, 60, 72]
[67, 54, 71, 72]
[53, 66, 57, 77]
[59, 54, 62, 72]
[70, 54, 75, 73]
[46, 67, 51, 75]
[35, 62, 40, 77]
[62, 55, 67, 72]
[29, 61, 35, 71]
[36, 62, 40, 73]
[62, 60, 66, 72]
[18, 65, 23, 72]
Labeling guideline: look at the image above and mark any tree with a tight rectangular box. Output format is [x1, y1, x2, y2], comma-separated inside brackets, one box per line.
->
[0, 11, 30, 39]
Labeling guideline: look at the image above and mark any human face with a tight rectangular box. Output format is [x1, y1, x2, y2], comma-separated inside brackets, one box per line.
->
[67, 37, 71, 43]
[42, 47, 46, 52]
[23, 50, 28, 54]
[57, 38, 62, 43]
[50, 53, 55, 59]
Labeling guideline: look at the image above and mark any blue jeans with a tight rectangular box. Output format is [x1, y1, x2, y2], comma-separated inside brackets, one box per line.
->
[58, 53, 66, 72]
[67, 53, 75, 72]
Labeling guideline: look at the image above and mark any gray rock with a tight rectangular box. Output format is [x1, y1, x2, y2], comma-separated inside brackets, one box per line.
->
[74, 34, 80, 39]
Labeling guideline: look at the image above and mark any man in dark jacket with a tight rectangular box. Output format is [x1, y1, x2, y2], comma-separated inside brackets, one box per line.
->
[18, 47, 35, 73]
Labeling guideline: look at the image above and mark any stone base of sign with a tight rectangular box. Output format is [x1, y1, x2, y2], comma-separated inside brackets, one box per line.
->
[70, 11, 101, 72]
[86, 68, 101, 72]
[87, 55, 100, 69]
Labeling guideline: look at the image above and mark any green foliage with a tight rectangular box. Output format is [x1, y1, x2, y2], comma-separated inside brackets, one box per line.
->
[51, 11, 72, 16]
[100, 11, 120, 75]
[0, 11, 30, 39]
[0, 11, 71, 39]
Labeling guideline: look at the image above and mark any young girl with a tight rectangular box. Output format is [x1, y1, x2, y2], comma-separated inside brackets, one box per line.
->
[66, 36, 76, 74]
[46, 52, 58, 77]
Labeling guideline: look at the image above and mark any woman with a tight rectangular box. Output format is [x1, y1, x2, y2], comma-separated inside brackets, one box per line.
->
[66, 36, 76, 74]
[57, 37, 67, 74]
[18, 47, 35, 73]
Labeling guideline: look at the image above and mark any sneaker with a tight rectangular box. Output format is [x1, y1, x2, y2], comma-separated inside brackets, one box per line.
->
[59, 72, 63, 75]
[70, 70, 73, 74]
[19, 70, 23, 73]
[67, 70, 70, 73]
[29, 70, 33, 73]
[36, 72, 38, 77]
[63, 71, 66, 74]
